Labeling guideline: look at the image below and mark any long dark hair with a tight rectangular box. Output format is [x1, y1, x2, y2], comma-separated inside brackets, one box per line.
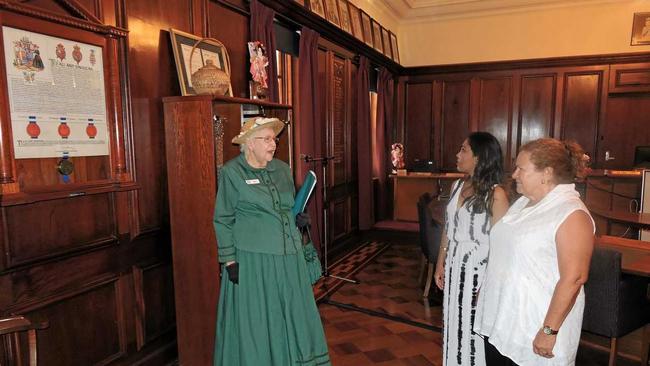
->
[463, 132, 504, 216]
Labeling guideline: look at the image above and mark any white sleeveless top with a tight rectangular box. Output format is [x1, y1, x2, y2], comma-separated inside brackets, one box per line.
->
[474, 184, 594, 366]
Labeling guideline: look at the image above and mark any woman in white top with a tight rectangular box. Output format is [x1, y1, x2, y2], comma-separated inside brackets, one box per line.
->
[474, 138, 595, 366]
[434, 132, 509, 366]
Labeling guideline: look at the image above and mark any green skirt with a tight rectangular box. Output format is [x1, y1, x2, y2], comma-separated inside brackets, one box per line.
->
[214, 248, 331, 366]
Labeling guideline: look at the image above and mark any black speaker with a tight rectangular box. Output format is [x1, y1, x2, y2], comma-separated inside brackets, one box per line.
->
[634, 146, 650, 168]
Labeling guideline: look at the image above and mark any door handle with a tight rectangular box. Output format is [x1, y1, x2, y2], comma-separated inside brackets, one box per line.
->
[605, 150, 616, 161]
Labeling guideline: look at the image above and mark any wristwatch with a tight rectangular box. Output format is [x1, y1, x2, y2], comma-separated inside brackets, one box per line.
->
[542, 325, 558, 335]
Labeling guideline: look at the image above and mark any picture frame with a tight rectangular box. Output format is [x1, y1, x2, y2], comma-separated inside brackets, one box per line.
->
[347, 2, 364, 42]
[169, 28, 232, 96]
[324, 0, 341, 26]
[360, 11, 373, 47]
[371, 19, 383, 53]
[337, 0, 352, 34]
[308, 0, 326, 18]
[381, 26, 392, 59]
[390, 31, 400, 64]
[631, 12, 650, 46]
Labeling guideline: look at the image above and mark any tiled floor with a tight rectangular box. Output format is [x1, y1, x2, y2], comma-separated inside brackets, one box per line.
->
[318, 237, 646, 366]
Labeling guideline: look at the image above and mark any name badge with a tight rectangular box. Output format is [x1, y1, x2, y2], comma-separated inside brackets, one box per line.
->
[245, 179, 260, 185]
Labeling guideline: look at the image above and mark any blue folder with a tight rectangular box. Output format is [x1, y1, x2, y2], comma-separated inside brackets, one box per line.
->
[292, 170, 317, 217]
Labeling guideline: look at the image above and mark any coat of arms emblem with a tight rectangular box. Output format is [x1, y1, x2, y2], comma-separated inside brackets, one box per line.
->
[56, 43, 66, 61]
[72, 45, 83, 65]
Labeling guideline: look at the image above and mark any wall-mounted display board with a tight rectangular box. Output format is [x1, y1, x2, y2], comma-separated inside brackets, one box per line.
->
[0, 5, 135, 202]
[3, 26, 109, 159]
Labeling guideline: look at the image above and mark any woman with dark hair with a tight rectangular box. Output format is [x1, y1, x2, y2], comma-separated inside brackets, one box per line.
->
[434, 132, 509, 366]
[474, 138, 594, 365]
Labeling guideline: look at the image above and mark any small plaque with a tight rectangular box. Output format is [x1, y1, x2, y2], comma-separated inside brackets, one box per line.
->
[57, 159, 74, 176]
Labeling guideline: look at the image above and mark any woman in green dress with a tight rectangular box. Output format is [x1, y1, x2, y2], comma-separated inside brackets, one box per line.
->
[213, 117, 331, 366]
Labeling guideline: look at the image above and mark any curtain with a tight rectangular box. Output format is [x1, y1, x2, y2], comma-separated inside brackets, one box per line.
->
[356, 56, 373, 230]
[249, 0, 278, 102]
[295, 27, 323, 251]
[374, 67, 394, 221]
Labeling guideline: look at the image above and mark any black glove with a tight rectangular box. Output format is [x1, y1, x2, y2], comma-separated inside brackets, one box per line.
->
[296, 212, 311, 229]
[225, 262, 239, 284]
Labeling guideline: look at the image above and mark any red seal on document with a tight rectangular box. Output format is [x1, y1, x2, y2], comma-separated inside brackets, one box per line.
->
[58, 120, 70, 139]
[26, 116, 40, 139]
[86, 121, 97, 139]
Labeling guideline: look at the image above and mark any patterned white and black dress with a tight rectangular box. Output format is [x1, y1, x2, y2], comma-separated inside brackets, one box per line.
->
[442, 180, 490, 366]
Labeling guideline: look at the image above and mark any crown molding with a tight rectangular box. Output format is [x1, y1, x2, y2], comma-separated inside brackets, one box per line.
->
[380, 0, 629, 24]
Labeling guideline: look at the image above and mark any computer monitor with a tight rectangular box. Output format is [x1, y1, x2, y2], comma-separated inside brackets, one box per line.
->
[409, 159, 435, 173]
[633, 146, 650, 168]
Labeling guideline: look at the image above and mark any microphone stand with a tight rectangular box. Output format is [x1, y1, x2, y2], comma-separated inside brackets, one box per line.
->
[303, 155, 359, 285]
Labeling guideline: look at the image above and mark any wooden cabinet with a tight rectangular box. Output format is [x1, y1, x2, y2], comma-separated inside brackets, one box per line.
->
[609, 63, 650, 94]
[163, 95, 291, 366]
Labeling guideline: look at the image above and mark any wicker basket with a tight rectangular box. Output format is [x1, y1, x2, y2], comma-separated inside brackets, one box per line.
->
[189, 37, 231, 95]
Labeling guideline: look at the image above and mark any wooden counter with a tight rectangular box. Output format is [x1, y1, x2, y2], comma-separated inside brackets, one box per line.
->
[391, 173, 465, 222]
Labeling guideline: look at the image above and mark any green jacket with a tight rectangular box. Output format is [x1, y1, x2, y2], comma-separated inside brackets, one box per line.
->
[213, 154, 302, 263]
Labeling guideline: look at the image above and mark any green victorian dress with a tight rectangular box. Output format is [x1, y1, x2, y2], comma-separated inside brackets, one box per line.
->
[213, 154, 330, 366]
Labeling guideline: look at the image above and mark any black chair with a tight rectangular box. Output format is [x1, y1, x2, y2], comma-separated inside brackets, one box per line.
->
[417, 192, 443, 298]
[582, 247, 650, 366]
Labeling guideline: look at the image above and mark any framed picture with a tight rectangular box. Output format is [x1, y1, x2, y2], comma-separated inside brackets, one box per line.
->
[360, 11, 373, 47]
[324, 0, 341, 26]
[308, 0, 326, 18]
[381, 27, 392, 59]
[337, 0, 352, 34]
[371, 19, 383, 53]
[631, 12, 650, 46]
[390, 31, 400, 64]
[169, 28, 232, 96]
[347, 2, 364, 42]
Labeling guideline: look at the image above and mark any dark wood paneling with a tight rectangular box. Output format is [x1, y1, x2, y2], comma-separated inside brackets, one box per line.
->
[561, 71, 603, 160]
[21, 280, 124, 366]
[440, 80, 471, 170]
[517, 74, 556, 151]
[208, 2, 249, 98]
[477, 76, 513, 164]
[331, 197, 349, 241]
[404, 82, 433, 165]
[600, 94, 650, 169]
[3, 194, 116, 268]
[126, 0, 194, 232]
[609, 62, 650, 93]
[133, 262, 175, 350]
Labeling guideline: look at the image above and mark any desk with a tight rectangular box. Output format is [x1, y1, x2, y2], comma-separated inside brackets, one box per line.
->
[391, 173, 465, 222]
[596, 235, 650, 277]
[590, 209, 650, 235]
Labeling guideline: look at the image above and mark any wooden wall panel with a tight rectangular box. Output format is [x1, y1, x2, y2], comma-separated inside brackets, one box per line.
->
[477, 76, 513, 164]
[21, 280, 124, 366]
[404, 82, 433, 165]
[517, 74, 556, 151]
[561, 71, 603, 160]
[208, 2, 249, 98]
[600, 94, 650, 169]
[440, 80, 471, 170]
[126, 0, 194, 232]
[331, 198, 349, 241]
[133, 262, 175, 350]
[3, 194, 116, 268]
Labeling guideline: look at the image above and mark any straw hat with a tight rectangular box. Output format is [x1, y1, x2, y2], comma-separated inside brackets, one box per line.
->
[232, 117, 285, 145]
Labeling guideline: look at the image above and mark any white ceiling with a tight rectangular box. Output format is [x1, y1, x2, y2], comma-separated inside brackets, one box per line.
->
[379, 0, 628, 23]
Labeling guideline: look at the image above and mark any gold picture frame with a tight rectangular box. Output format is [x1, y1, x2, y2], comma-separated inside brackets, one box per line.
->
[169, 28, 232, 96]
[390, 31, 400, 64]
[360, 10, 373, 47]
[308, 0, 326, 18]
[631, 12, 650, 46]
[347, 2, 364, 42]
[324, 0, 341, 26]
[381, 26, 392, 59]
[337, 0, 352, 34]
[371, 19, 383, 53]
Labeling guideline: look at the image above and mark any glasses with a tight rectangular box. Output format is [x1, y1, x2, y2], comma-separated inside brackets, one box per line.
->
[253, 137, 280, 144]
